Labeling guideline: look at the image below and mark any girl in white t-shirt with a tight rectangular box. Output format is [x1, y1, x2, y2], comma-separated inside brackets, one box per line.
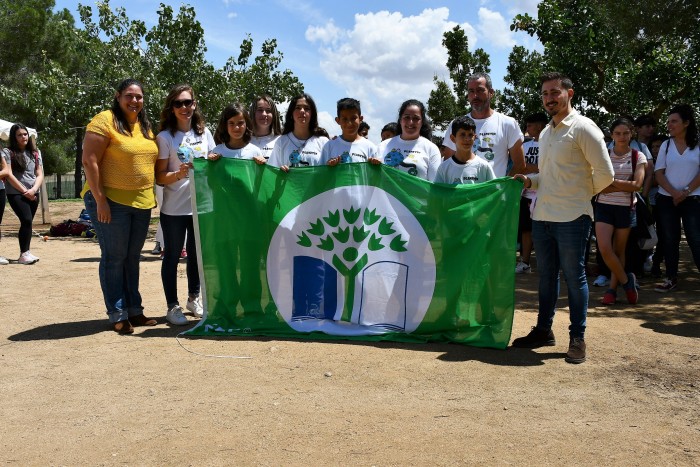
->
[249, 95, 281, 161]
[377, 99, 441, 181]
[155, 84, 216, 325]
[210, 103, 266, 162]
[268, 93, 329, 172]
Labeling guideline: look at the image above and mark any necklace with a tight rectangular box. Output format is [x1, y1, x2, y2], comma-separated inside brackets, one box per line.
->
[287, 134, 310, 167]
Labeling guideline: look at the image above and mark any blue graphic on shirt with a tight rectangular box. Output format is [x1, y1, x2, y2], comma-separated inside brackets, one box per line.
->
[384, 150, 404, 167]
[340, 151, 352, 164]
[177, 146, 194, 164]
[474, 136, 495, 161]
[289, 149, 310, 167]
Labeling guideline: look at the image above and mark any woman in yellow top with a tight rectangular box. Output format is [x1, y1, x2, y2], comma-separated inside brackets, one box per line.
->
[82, 78, 159, 334]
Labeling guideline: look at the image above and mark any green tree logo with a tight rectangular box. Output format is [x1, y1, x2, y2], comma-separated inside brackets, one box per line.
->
[296, 206, 409, 322]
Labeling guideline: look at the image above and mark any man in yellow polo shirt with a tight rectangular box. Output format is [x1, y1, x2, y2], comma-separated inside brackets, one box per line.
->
[512, 72, 614, 364]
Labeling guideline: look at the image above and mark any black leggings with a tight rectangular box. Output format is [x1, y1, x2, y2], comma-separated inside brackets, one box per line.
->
[7, 193, 39, 253]
[0, 189, 5, 235]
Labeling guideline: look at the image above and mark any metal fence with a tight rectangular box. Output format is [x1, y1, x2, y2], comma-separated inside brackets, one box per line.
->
[43, 172, 85, 200]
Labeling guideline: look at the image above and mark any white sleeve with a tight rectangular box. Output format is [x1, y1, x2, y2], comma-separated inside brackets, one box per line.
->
[506, 116, 524, 149]
[268, 138, 283, 167]
[205, 128, 216, 153]
[156, 132, 171, 160]
[426, 142, 442, 182]
[442, 121, 455, 151]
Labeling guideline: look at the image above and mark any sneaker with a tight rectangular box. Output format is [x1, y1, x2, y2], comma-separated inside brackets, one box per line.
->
[180, 248, 188, 259]
[511, 326, 556, 348]
[623, 272, 638, 304]
[17, 251, 38, 265]
[515, 261, 531, 274]
[654, 278, 677, 293]
[151, 242, 162, 255]
[26, 251, 40, 262]
[186, 296, 204, 318]
[593, 275, 609, 287]
[166, 305, 189, 325]
[601, 289, 617, 305]
[0, 256, 8, 265]
[565, 337, 586, 364]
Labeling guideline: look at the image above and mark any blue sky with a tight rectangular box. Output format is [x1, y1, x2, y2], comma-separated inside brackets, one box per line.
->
[54, 0, 542, 142]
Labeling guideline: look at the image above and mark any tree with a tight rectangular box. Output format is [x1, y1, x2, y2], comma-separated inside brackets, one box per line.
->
[511, 0, 700, 125]
[498, 46, 545, 126]
[427, 25, 491, 131]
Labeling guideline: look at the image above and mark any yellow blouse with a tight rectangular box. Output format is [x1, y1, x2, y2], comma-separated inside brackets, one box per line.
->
[81, 110, 158, 209]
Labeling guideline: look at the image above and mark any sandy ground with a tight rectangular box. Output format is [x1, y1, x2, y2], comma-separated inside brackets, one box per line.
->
[0, 200, 698, 465]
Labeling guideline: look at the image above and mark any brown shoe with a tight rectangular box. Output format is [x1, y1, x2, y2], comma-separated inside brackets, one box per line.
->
[129, 314, 157, 326]
[113, 319, 134, 335]
[565, 337, 586, 364]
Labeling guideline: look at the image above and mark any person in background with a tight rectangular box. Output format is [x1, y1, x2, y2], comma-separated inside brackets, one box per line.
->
[0, 146, 13, 264]
[377, 99, 441, 181]
[635, 114, 656, 147]
[515, 112, 548, 274]
[511, 72, 614, 364]
[358, 121, 370, 138]
[645, 134, 668, 277]
[380, 122, 398, 141]
[653, 104, 700, 292]
[81, 78, 159, 334]
[250, 94, 282, 160]
[155, 84, 215, 326]
[2, 123, 44, 265]
[595, 118, 646, 305]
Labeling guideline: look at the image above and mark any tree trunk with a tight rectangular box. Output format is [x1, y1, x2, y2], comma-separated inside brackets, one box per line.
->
[56, 173, 62, 199]
[74, 127, 84, 198]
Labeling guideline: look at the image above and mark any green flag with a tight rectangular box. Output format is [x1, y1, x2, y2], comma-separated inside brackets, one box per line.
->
[186, 159, 521, 349]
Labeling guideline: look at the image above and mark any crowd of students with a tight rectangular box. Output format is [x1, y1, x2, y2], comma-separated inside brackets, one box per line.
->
[1, 75, 697, 339]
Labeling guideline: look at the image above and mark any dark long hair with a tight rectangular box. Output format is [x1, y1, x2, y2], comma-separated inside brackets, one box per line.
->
[396, 99, 432, 139]
[158, 84, 206, 136]
[282, 93, 319, 135]
[7, 123, 37, 172]
[668, 104, 699, 149]
[249, 94, 282, 136]
[110, 78, 154, 140]
[214, 102, 252, 145]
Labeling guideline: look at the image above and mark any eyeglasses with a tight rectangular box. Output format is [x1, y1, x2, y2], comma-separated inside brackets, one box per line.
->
[173, 99, 194, 108]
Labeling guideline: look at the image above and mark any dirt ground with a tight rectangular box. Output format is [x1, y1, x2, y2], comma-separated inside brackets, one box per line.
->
[0, 200, 698, 465]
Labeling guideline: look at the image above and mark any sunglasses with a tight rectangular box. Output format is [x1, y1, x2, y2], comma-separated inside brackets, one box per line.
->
[172, 99, 194, 108]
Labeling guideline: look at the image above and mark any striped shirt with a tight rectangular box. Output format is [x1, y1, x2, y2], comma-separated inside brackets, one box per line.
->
[596, 149, 646, 206]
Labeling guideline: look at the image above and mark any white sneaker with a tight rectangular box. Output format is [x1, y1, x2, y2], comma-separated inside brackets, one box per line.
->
[166, 305, 188, 325]
[0, 256, 8, 265]
[515, 261, 531, 274]
[593, 275, 609, 287]
[17, 251, 38, 265]
[186, 296, 204, 318]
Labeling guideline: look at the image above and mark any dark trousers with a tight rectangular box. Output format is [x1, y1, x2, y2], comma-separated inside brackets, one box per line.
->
[655, 194, 700, 279]
[160, 213, 200, 307]
[7, 193, 39, 253]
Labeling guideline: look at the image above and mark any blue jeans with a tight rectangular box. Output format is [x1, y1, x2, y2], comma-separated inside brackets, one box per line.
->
[84, 191, 151, 323]
[532, 215, 592, 339]
[655, 194, 700, 279]
[160, 213, 200, 307]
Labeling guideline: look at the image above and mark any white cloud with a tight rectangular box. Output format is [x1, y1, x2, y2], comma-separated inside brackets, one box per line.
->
[503, 0, 540, 17]
[476, 8, 516, 49]
[227, 12, 237, 19]
[305, 8, 477, 141]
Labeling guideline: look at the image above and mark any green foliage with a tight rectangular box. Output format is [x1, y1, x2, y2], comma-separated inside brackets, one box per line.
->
[511, 0, 700, 124]
[498, 46, 545, 126]
[427, 25, 491, 131]
[0, 0, 304, 194]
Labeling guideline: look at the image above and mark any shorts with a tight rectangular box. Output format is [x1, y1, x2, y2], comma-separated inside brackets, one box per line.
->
[519, 197, 533, 233]
[594, 202, 634, 229]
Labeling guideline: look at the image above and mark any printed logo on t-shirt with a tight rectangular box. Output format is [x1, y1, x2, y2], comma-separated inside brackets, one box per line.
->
[525, 145, 539, 165]
[340, 151, 352, 164]
[474, 135, 495, 161]
[289, 149, 309, 167]
[384, 149, 418, 176]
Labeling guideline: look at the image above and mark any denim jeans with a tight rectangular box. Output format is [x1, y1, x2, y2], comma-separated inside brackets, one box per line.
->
[160, 213, 200, 307]
[84, 191, 151, 323]
[655, 194, 700, 279]
[532, 215, 592, 339]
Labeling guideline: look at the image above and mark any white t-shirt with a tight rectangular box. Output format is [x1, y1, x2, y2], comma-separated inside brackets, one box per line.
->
[522, 139, 540, 199]
[213, 142, 263, 160]
[434, 156, 495, 185]
[251, 134, 280, 160]
[268, 134, 329, 168]
[156, 128, 215, 216]
[597, 149, 647, 206]
[655, 139, 700, 196]
[320, 137, 378, 164]
[377, 135, 441, 182]
[442, 111, 523, 177]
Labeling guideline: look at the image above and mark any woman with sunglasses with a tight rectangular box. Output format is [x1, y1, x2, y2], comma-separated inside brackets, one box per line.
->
[82, 78, 159, 334]
[155, 84, 215, 326]
[377, 99, 441, 181]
